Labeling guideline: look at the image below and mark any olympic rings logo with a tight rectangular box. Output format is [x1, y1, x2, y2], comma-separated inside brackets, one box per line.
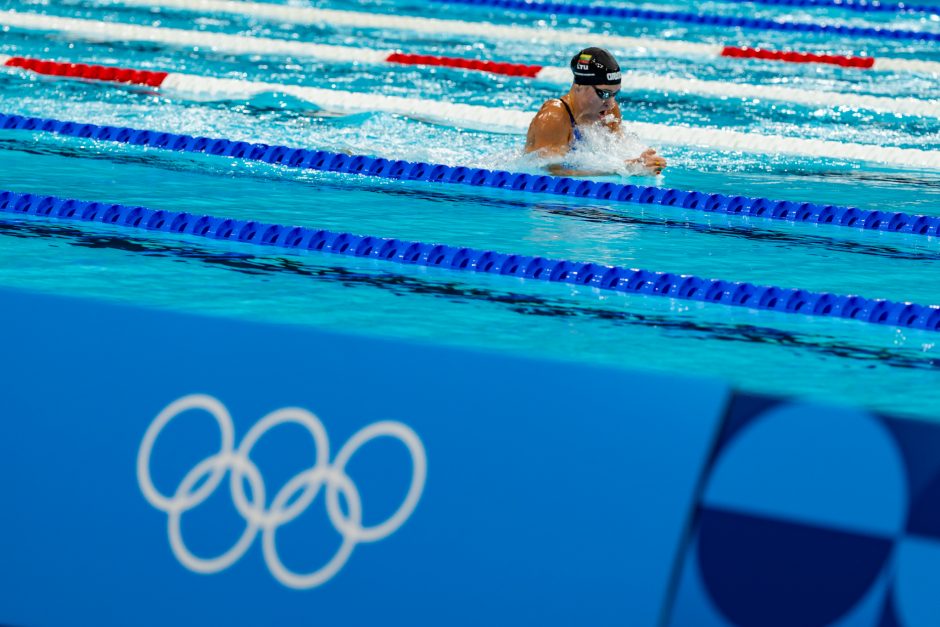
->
[136, 394, 427, 589]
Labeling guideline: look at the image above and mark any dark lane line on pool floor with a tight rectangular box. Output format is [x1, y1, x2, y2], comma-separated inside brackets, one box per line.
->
[1, 217, 938, 372]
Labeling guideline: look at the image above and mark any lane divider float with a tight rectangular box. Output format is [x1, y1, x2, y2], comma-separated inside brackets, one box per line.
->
[432, 0, 940, 43]
[1, 188, 937, 332]
[531, 67, 939, 117]
[2, 112, 939, 238]
[4, 57, 939, 169]
[1, 13, 936, 117]
[88, 0, 940, 74]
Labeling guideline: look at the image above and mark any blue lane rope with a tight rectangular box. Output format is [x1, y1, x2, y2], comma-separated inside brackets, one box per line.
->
[3, 113, 939, 239]
[1, 188, 937, 332]
[431, 0, 940, 42]
[698, 0, 938, 16]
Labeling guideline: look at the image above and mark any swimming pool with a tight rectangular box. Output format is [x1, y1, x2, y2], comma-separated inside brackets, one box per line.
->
[0, 0, 938, 422]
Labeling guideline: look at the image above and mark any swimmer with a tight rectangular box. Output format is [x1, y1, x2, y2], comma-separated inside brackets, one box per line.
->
[525, 47, 667, 177]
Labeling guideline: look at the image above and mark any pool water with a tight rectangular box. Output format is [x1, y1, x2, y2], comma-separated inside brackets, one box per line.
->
[0, 0, 938, 419]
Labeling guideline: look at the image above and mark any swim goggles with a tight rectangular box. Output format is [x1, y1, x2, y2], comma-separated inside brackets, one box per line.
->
[593, 87, 619, 101]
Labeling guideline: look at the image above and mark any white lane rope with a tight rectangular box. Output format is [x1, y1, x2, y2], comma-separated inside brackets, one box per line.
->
[0, 10, 389, 63]
[98, 0, 940, 76]
[149, 72, 940, 168]
[1, 11, 936, 118]
[1, 45, 935, 167]
[535, 68, 940, 118]
[104, 0, 721, 56]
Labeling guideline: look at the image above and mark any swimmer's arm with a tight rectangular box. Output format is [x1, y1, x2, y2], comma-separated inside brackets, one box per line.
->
[552, 149, 665, 177]
[527, 100, 665, 177]
[552, 160, 660, 178]
[547, 164, 611, 177]
[538, 155, 607, 178]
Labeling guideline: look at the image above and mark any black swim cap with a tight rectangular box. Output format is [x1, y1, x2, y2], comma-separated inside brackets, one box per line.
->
[570, 47, 621, 86]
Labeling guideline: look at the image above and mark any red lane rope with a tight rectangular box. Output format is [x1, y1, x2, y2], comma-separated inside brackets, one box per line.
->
[720, 47, 876, 69]
[3, 48, 883, 98]
[4, 56, 168, 86]
[385, 52, 543, 78]
[8, 51, 545, 83]
[391, 48, 878, 74]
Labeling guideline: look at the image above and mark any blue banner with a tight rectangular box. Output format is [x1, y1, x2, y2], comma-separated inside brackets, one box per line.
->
[669, 395, 940, 626]
[0, 288, 729, 626]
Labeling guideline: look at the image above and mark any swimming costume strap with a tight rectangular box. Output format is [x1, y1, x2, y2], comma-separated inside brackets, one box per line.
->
[558, 98, 582, 142]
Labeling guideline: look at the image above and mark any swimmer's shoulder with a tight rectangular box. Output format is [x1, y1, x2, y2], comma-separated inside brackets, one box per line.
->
[526, 99, 574, 154]
[534, 98, 568, 120]
[528, 99, 571, 133]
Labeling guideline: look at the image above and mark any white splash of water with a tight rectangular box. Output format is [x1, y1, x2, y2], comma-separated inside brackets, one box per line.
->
[556, 118, 659, 177]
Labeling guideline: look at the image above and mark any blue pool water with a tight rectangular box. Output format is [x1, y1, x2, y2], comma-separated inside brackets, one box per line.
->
[0, 0, 938, 419]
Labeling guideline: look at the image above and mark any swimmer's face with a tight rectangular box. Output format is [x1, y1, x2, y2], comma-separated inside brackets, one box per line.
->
[576, 83, 620, 120]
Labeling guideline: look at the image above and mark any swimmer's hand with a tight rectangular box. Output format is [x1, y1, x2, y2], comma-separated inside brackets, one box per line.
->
[626, 148, 667, 176]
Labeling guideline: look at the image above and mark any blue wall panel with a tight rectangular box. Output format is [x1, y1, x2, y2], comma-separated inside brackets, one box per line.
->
[0, 288, 729, 626]
[669, 395, 940, 627]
